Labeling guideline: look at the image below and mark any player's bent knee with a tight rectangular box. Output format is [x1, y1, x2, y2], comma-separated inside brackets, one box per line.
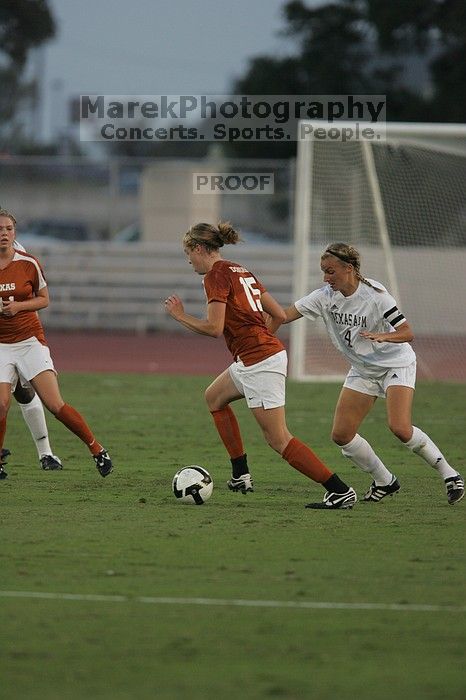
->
[205, 388, 230, 412]
[204, 395, 214, 411]
[204, 386, 217, 410]
[389, 423, 412, 442]
[44, 400, 65, 416]
[266, 439, 282, 454]
[261, 430, 285, 453]
[331, 430, 354, 446]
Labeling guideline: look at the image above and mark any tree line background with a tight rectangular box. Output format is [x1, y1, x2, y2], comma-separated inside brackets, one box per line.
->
[1, 0, 465, 157]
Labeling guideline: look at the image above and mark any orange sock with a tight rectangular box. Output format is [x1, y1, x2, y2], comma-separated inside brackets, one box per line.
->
[0, 416, 6, 454]
[56, 403, 102, 455]
[282, 437, 333, 483]
[210, 407, 244, 459]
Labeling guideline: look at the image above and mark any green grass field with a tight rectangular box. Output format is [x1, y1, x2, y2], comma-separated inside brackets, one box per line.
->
[1, 373, 465, 700]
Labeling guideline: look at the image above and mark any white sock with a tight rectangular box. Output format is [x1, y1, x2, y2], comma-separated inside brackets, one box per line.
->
[19, 394, 53, 459]
[404, 426, 457, 480]
[341, 434, 394, 486]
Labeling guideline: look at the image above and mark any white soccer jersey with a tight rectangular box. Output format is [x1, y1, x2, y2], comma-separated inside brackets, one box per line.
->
[295, 279, 416, 378]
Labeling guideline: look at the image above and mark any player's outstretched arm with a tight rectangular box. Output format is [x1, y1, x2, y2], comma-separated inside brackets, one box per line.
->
[261, 292, 287, 334]
[360, 321, 414, 344]
[165, 295, 226, 337]
[281, 305, 303, 325]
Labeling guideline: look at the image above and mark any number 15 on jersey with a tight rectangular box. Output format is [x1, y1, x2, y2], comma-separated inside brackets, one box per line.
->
[240, 276, 263, 312]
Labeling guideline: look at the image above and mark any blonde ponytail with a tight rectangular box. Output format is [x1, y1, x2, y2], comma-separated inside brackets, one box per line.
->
[183, 221, 242, 251]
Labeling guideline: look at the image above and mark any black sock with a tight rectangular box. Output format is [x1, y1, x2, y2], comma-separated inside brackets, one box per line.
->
[231, 454, 249, 479]
[323, 473, 349, 494]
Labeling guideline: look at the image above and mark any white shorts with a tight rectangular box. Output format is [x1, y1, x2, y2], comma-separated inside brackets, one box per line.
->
[343, 360, 416, 398]
[0, 336, 56, 389]
[229, 350, 287, 409]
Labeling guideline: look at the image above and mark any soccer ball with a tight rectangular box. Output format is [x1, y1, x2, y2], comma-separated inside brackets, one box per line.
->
[172, 466, 213, 505]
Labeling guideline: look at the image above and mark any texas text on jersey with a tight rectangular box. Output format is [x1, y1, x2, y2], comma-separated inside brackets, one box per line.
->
[0, 249, 47, 344]
[295, 278, 415, 377]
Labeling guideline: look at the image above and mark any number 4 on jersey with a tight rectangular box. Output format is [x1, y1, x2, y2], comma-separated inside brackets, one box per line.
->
[344, 329, 352, 347]
[240, 276, 263, 312]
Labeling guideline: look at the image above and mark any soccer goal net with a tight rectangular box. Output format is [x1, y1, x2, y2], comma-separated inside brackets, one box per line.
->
[290, 121, 466, 382]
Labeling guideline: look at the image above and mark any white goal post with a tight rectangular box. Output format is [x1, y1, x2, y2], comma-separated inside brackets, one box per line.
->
[290, 120, 466, 382]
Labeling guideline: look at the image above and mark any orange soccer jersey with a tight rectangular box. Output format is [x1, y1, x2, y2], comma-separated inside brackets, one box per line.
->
[0, 250, 47, 344]
[203, 259, 284, 366]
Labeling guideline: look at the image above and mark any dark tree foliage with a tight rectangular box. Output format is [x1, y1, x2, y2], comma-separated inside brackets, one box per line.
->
[367, 0, 466, 122]
[0, 0, 55, 141]
[0, 0, 55, 65]
[227, 0, 466, 158]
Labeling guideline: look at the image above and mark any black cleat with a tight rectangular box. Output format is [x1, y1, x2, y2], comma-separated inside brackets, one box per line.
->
[445, 474, 464, 505]
[40, 455, 63, 471]
[306, 487, 357, 510]
[363, 477, 400, 502]
[94, 449, 113, 477]
[0, 463, 7, 479]
[1, 448, 11, 462]
[227, 473, 254, 493]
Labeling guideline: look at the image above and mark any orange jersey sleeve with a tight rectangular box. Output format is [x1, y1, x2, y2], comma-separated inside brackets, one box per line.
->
[0, 251, 47, 344]
[203, 260, 284, 365]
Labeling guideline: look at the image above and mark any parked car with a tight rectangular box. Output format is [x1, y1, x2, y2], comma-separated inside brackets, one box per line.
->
[20, 219, 91, 243]
[113, 222, 141, 243]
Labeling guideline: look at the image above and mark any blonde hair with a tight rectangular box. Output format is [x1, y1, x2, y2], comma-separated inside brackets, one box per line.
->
[0, 208, 17, 227]
[183, 221, 241, 252]
[322, 242, 383, 292]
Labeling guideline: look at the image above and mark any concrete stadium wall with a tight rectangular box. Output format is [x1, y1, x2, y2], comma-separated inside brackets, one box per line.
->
[23, 240, 466, 337]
